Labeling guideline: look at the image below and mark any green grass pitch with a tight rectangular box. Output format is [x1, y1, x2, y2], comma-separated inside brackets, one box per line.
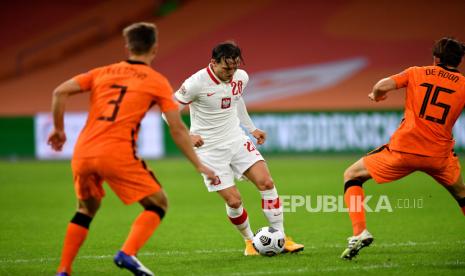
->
[1, 156, 464, 275]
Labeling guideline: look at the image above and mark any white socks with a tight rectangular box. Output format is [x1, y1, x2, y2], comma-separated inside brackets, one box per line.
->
[226, 204, 254, 240]
[225, 187, 284, 240]
[260, 187, 284, 234]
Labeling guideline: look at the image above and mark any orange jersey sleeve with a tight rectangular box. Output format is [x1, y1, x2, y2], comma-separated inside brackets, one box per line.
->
[389, 67, 413, 89]
[73, 68, 100, 90]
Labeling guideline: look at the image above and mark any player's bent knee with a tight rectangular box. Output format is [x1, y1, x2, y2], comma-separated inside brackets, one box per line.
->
[77, 204, 99, 217]
[226, 199, 243, 209]
[257, 178, 274, 191]
[77, 198, 100, 217]
[156, 194, 168, 210]
[451, 177, 465, 198]
[77, 208, 98, 218]
[141, 190, 168, 210]
[343, 167, 357, 181]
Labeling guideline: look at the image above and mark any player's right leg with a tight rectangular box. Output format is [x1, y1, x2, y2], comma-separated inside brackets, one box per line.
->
[343, 158, 372, 235]
[56, 197, 101, 276]
[217, 186, 257, 256]
[114, 190, 167, 276]
[242, 160, 304, 253]
[341, 157, 374, 260]
[342, 146, 414, 260]
[57, 158, 104, 275]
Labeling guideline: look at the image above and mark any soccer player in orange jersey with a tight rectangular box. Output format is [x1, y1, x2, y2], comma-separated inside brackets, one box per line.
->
[48, 22, 215, 276]
[340, 37, 465, 260]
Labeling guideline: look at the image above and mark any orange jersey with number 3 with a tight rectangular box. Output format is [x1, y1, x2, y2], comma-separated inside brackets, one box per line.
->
[389, 64, 465, 157]
[72, 60, 178, 158]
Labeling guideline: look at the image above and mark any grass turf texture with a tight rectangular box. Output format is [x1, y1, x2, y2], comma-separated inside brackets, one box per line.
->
[0, 156, 464, 275]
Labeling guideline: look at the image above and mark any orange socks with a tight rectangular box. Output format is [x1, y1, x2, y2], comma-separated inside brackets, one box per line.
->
[344, 184, 366, 236]
[57, 209, 164, 274]
[57, 213, 92, 274]
[121, 210, 162, 256]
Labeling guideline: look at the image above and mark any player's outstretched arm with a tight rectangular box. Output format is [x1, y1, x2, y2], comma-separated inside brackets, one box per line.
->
[161, 101, 186, 124]
[237, 98, 256, 132]
[164, 109, 216, 182]
[237, 98, 266, 145]
[368, 77, 396, 102]
[48, 79, 84, 151]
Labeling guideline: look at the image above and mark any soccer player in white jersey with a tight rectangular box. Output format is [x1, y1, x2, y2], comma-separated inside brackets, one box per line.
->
[170, 42, 304, 255]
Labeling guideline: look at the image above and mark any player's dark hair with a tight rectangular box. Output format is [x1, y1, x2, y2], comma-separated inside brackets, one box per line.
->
[432, 37, 465, 68]
[123, 22, 157, 55]
[211, 41, 244, 64]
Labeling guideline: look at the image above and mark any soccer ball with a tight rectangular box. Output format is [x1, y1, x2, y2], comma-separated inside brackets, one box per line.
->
[252, 227, 285, 256]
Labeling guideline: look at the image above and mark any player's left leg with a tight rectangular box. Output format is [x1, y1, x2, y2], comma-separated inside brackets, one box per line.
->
[122, 189, 167, 256]
[114, 189, 167, 276]
[56, 197, 101, 276]
[432, 153, 465, 216]
[104, 157, 166, 276]
[243, 161, 282, 232]
[244, 160, 304, 253]
[442, 174, 465, 215]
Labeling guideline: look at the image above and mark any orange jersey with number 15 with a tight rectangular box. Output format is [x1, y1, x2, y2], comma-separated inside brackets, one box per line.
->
[72, 60, 178, 158]
[389, 64, 465, 157]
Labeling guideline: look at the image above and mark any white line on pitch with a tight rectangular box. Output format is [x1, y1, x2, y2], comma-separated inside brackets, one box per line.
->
[226, 261, 465, 276]
[1, 240, 464, 265]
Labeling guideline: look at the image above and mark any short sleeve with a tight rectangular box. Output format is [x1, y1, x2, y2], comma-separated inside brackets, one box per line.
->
[390, 67, 412, 89]
[241, 70, 249, 88]
[73, 68, 99, 90]
[239, 70, 249, 96]
[155, 77, 179, 113]
[175, 77, 200, 104]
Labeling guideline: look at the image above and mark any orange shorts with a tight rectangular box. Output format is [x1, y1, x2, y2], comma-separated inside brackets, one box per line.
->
[71, 155, 161, 205]
[363, 145, 461, 186]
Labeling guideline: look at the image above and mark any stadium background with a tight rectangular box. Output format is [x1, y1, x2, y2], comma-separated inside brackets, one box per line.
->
[1, 0, 464, 158]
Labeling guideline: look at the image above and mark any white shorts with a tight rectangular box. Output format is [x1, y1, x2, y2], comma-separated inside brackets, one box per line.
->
[197, 136, 265, 192]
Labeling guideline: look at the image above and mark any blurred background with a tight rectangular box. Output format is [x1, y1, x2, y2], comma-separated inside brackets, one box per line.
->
[1, 0, 464, 159]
